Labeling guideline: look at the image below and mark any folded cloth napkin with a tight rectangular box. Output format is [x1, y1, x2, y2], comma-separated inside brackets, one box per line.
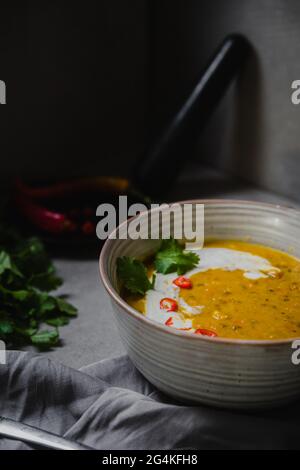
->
[0, 351, 300, 450]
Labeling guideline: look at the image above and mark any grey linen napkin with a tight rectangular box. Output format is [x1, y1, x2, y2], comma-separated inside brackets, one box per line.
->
[0, 351, 299, 450]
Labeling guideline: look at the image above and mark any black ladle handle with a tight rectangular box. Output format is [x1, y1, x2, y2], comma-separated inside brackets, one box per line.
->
[133, 34, 251, 197]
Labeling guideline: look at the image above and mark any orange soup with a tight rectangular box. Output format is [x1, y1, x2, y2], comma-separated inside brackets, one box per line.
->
[126, 241, 300, 340]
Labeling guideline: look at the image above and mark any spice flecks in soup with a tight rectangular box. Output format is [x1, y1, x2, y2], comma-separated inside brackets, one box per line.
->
[126, 241, 300, 340]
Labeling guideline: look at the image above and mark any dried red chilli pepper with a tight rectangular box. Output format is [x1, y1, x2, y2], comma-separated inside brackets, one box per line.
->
[195, 329, 218, 337]
[160, 298, 178, 312]
[14, 176, 130, 200]
[15, 194, 71, 234]
[173, 276, 193, 289]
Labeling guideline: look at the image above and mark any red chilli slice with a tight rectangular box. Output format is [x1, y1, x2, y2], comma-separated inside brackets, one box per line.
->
[165, 317, 174, 327]
[160, 298, 178, 312]
[195, 329, 218, 337]
[173, 276, 193, 289]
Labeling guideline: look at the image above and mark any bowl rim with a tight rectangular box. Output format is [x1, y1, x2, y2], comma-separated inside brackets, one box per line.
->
[99, 198, 300, 347]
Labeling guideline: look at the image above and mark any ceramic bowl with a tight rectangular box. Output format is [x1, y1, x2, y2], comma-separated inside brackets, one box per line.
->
[99, 200, 300, 409]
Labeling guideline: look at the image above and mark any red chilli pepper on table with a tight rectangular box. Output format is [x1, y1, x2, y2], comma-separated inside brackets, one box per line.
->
[14, 176, 130, 199]
[173, 276, 193, 289]
[14, 177, 128, 237]
[14, 194, 72, 234]
[160, 298, 178, 312]
[195, 329, 218, 337]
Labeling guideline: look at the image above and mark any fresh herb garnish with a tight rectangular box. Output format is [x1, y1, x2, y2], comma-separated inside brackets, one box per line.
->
[117, 239, 200, 295]
[155, 239, 199, 275]
[117, 257, 155, 295]
[0, 226, 77, 349]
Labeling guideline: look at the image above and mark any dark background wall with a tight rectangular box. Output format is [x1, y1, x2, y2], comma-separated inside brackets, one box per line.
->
[151, 0, 300, 202]
[0, 1, 148, 181]
[1, 1, 300, 202]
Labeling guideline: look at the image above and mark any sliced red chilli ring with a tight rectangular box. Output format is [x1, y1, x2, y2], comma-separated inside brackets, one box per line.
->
[173, 276, 193, 289]
[165, 317, 174, 327]
[160, 298, 178, 312]
[195, 329, 218, 337]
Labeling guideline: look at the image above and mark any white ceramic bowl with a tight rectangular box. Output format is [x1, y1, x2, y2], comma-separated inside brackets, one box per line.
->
[99, 200, 300, 409]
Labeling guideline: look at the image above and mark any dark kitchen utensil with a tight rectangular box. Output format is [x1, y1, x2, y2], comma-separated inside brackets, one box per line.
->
[132, 34, 251, 197]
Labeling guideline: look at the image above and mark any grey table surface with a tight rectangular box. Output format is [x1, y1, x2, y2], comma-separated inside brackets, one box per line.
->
[22, 166, 300, 369]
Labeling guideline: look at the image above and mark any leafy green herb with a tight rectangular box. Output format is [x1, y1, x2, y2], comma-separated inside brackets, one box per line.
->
[0, 318, 14, 335]
[46, 317, 69, 327]
[0, 225, 77, 349]
[117, 239, 200, 295]
[56, 297, 78, 316]
[31, 330, 59, 346]
[154, 239, 199, 275]
[117, 257, 154, 295]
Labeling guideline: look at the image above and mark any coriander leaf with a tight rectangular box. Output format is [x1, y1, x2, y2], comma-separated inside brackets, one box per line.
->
[0, 319, 14, 335]
[0, 285, 30, 301]
[0, 251, 12, 275]
[0, 251, 11, 268]
[8, 289, 30, 301]
[155, 239, 199, 275]
[31, 330, 59, 346]
[15, 326, 38, 337]
[29, 266, 62, 292]
[56, 298, 78, 316]
[46, 317, 70, 327]
[13, 238, 53, 279]
[117, 257, 153, 295]
[37, 293, 57, 315]
[0, 224, 77, 349]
